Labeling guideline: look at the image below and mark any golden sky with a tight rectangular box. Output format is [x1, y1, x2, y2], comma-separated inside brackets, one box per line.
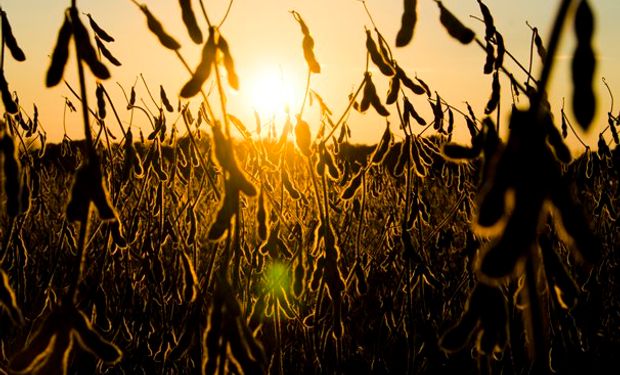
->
[2, 0, 619, 150]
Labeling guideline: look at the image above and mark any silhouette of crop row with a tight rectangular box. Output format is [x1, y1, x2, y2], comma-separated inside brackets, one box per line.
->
[0, 0, 618, 374]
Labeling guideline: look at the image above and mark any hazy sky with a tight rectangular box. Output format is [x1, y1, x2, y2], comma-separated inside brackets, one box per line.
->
[1, 0, 618, 149]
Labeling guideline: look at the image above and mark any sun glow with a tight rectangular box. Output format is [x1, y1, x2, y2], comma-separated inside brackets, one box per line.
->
[247, 66, 298, 131]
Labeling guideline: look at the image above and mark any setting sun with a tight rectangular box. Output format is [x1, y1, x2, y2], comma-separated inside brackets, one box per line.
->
[247, 66, 299, 129]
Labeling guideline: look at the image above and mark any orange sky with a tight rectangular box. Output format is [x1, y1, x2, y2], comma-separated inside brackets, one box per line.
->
[1, 0, 619, 150]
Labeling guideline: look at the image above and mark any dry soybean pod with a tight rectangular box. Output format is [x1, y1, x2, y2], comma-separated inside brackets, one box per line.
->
[396, 65, 425, 95]
[341, 169, 364, 200]
[396, 0, 418, 47]
[366, 29, 394, 76]
[1, 11, 26, 61]
[415, 75, 432, 97]
[572, 0, 596, 131]
[291, 11, 320, 73]
[94, 36, 121, 66]
[404, 97, 426, 126]
[533, 27, 547, 62]
[484, 71, 500, 115]
[180, 28, 216, 98]
[160, 85, 174, 112]
[410, 138, 428, 177]
[294, 116, 312, 157]
[483, 40, 495, 75]
[179, 0, 203, 44]
[96, 83, 106, 119]
[371, 93, 390, 117]
[494, 32, 505, 70]
[139, 4, 181, 50]
[0, 71, 18, 114]
[282, 168, 301, 200]
[477, 0, 495, 41]
[436, 1, 475, 45]
[87, 14, 114, 42]
[431, 92, 444, 131]
[70, 8, 110, 80]
[359, 74, 373, 112]
[217, 35, 239, 90]
[372, 123, 392, 164]
[386, 76, 400, 105]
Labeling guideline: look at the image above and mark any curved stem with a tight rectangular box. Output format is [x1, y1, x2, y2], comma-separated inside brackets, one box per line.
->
[218, 0, 235, 28]
[602, 77, 614, 114]
[139, 73, 160, 110]
[562, 110, 588, 149]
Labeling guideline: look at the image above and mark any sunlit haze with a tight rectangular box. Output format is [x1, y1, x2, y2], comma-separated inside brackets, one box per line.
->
[247, 65, 299, 131]
[1, 0, 619, 149]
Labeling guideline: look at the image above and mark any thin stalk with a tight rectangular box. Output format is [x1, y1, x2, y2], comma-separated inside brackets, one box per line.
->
[274, 295, 284, 375]
[534, 0, 575, 111]
[298, 69, 312, 119]
[323, 75, 365, 142]
[526, 25, 536, 88]
[0, 17, 5, 68]
[497, 88, 502, 133]
[218, 0, 235, 28]
[524, 251, 548, 372]
[602, 77, 614, 114]
[75, 66, 94, 154]
[358, 0, 379, 31]
[68, 208, 90, 303]
[562, 111, 588, 149]
[68, 7, 98, 303]
[197, 0, 212, 28]
[307, 158, 325, 223]
[354, 172, 366, 260]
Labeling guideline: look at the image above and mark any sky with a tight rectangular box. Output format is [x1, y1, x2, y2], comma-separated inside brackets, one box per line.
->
[1, 0, 619, 150]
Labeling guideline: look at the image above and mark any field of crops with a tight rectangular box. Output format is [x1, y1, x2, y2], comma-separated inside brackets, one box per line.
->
[0, 0, 619, 374]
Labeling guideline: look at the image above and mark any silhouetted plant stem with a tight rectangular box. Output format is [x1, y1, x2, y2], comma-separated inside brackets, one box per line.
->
[323, 75, 365, 142]
[232, 198, 242, 287]
[308, 158, 325, 224]
[525, 249, 547, 372]
[534, 0, 574, 112]
[99, 84, 126, 137]
[274, 290, 284, 375]
[217, 0, 235, 28]
[354, 172, 366, 260]
[197, 0, 212, 28]
[76, 54, 94, 155]
[298, 70, 311, 119]
[68, 5, 97, 304]
[69, 208, 90, 303]
[562, 109, 589, 149]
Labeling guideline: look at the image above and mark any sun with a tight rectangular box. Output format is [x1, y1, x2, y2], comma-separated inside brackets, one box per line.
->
[248, 66, 298, 127]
